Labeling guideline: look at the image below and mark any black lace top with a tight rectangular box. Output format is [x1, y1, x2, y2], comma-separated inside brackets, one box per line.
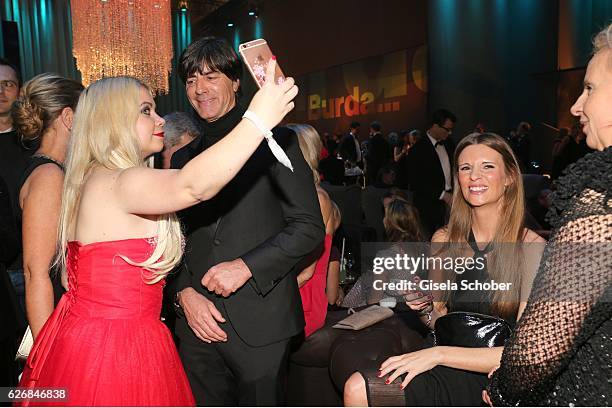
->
[488, 147, 612, 406]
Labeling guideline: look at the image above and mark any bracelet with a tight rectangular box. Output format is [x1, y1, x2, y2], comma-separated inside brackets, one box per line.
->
[242, 110, 273, 138]
[242, 110, 294, 172]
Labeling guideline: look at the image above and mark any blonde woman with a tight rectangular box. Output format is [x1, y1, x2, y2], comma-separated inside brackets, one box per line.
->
[344, 133, 544, 406]
[12, 74, 83, 339]
[17, 62, 297, 406]
[289, 123, 341, 337]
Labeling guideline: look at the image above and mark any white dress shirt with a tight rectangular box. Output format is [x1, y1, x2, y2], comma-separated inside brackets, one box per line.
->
[427, 132, 452, 199]
[350, 132, 362, 163]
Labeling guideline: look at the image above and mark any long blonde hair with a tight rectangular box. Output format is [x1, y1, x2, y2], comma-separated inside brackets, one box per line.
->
[57, 76, 183, 283]
[288, 123, 322, 184]
[445, 132, 525, 319]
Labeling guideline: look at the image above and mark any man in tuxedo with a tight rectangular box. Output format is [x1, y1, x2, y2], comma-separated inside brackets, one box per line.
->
[406, 109, 457, 238]
[338, 121, 362, 166]
[170, 37, 324, 406]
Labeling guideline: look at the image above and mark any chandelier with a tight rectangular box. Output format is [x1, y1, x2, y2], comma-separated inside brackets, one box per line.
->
[71, 0, 174, 94]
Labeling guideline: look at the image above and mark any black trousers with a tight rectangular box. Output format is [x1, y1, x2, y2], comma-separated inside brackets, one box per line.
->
[178, 318, 291, 406]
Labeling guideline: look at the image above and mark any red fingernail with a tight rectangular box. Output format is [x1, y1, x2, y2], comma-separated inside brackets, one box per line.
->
[385, 379, 390, 385]
[271, 55, 276, 60]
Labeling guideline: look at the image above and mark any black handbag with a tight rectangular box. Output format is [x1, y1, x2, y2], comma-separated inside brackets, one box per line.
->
[434, 311, 512, 348]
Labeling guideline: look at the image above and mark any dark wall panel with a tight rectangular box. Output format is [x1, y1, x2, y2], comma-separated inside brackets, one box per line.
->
[428, 0, 559, 143]
[0, 21, 20, 71]
[558, 0, 612, 70]
[195, 0, 429, 135]
[195, 0, 427, 77]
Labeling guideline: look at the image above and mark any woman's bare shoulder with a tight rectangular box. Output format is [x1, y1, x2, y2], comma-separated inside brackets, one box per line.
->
[523, 228, 546, 243]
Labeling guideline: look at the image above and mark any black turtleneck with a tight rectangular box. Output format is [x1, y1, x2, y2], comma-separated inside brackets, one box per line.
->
[195, 101, 247, 148]
[171, 101, 248, 170]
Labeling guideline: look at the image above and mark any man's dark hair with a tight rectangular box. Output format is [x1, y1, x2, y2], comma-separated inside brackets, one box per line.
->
[430, 108, 457, 127]
[370, 121, 381, 132]
[0, 57, 21, 87]
[178, 37, 243, 84]
[350, 121, 360, 130]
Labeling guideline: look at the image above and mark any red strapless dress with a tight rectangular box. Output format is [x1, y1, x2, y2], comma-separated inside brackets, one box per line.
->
[299, 234, 333, 337]
[17, 238, 195, 406]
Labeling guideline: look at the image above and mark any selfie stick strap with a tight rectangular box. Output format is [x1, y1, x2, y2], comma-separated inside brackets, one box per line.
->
[243, 110, 294, 172]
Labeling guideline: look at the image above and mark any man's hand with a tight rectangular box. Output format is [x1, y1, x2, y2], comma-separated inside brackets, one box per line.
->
[202, 258, 252, 297]
[179, 287, 227, 343]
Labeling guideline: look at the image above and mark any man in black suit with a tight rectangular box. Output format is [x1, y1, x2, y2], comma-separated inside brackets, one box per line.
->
[170, 37, 324, 406]
[0, 58, 29, 387]
[0, 176, 20, 387]
[319, 135, 345, 185]
[338, 121, 362, 166]
[406, 109, 457, 237]
[364, 121, 391, 185]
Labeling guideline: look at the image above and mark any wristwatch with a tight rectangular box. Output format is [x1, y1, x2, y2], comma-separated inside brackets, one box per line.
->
[173, 291, 185, 317]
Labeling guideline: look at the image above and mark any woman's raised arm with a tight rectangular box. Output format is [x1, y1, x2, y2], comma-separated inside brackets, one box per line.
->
[115, 60, 298, 215]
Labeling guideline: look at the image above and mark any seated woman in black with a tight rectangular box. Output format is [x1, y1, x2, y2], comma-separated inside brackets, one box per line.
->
[344, 133, 544, 406]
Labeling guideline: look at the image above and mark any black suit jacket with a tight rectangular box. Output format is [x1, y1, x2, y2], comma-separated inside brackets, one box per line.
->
[338, 133, 359, 163]
[171, 125, 324, 347]
[406, 136, 455, 233]
[0, 131, 34, 269]
[365, 133, 391, 182]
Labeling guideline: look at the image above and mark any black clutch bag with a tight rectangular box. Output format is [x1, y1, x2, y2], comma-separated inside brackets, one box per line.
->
[434, 311, 512, 348]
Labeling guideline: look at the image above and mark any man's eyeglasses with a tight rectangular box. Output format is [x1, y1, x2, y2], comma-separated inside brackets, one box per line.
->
[0, 80, 17, 90]
[440, 125, 453, 135]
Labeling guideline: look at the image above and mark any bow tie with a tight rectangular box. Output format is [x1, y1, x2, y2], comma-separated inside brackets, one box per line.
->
[435, 140, 445, 148]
